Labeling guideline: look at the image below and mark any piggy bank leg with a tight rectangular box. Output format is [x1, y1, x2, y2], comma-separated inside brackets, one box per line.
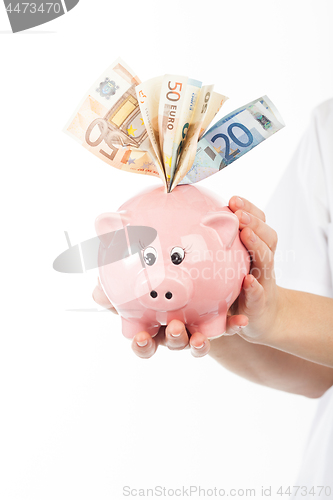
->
[188, 315, 227, 340]
[121, 317, 160, 340]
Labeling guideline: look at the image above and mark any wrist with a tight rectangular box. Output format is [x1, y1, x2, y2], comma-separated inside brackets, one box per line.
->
[259, 286, 290, 348]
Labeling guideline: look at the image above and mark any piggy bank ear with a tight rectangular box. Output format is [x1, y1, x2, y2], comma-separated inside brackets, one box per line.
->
[201, 211, 239, 249]
[95, 212, 130, 248]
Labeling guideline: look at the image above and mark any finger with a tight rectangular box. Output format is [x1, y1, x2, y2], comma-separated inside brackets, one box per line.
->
[227, 296, 239, 317]
[235, 210, 278, 252]
[92, 282, 118, 314]
[224, 313, 249, 336]
[165, 320, 190, 350]
[150, 326, 169, 348]
[189, 332, 210, 357]
[240, 228, 276, 286]
[238, 274, 266, 317]
[229, 196, 266, 222]
[131, 331, 158, 359]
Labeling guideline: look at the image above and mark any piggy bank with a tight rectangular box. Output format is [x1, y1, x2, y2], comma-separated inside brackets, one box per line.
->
[95, 184, 250, 340]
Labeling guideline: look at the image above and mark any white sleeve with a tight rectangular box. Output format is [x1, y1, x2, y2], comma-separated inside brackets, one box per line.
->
[264, 99, 333, 298]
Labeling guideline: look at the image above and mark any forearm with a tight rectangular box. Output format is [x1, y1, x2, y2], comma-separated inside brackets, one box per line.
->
[209, 334, 333, 398]
[263, 287, 333, 367]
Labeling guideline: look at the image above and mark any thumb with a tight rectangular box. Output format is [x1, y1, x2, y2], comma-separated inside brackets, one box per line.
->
[92, 278, 118, 314]
[239, 274, 265, 315]
[225, 314, 249, 336]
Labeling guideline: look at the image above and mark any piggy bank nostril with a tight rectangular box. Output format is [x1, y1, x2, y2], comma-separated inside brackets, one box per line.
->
[150, 290, 158, 298]
[165, 292, 173, 300]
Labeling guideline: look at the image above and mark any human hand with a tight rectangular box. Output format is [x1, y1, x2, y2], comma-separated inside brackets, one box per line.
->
[225, 196, 281, 343]
[93, 194, 281, 355]
[92, 279, 210, 358]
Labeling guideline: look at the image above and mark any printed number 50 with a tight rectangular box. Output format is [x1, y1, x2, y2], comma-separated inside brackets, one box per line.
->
[167, 81, 183, 102]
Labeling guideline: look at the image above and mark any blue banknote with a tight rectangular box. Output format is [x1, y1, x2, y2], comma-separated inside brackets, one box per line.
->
[180, 96, 285, 185]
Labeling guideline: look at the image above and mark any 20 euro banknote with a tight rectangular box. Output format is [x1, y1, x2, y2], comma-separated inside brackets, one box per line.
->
[179, 96, 285, 186]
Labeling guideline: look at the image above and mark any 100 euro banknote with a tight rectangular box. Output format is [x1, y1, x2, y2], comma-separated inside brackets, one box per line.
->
[179, 96, 285, 186]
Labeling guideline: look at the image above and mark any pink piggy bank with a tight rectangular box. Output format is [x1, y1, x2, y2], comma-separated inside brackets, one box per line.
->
[95, 184, 250, 340]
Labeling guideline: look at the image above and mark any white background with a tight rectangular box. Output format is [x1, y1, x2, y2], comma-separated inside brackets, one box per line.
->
[0, 1, 332, 499]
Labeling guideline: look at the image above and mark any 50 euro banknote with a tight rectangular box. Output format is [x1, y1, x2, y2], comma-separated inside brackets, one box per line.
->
[64, 58, 166, 185]
[135, 75, 226, 190]
[178, 96, 285, 186]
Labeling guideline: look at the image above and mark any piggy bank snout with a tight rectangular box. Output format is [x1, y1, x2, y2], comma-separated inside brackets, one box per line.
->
[136, 277, 193, 312]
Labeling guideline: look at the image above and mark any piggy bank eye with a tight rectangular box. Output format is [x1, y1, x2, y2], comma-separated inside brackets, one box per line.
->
[170, 247, 185, 265]
[143, 247, 157, 266]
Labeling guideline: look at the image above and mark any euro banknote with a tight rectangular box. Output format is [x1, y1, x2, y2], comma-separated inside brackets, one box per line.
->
[135, 76, 165, 178]
[170, 86, 227, 190]
[199, 91, 228, 139]
[179, 96, 285, 185]
[65, 59, 284, 191]
[136, 76, 226, 190]
[158, 76, 201, 188]
[64, 58, 165, 184]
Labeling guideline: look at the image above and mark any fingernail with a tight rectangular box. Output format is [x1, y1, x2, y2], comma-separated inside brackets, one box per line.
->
[247, 274, 255, 285]
[137, 340, 148, 347]
[97, 278, 103, 290]
[249, 230, 257, 243]
[250, 277, 256, 287]
[241, 212, 251, 224]
[171, 332, 182, 337]
[192, 342, 205, 349]
[235, 197, 244, 208]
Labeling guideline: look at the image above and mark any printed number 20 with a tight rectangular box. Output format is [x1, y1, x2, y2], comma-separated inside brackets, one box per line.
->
[211, 123, 253, 161]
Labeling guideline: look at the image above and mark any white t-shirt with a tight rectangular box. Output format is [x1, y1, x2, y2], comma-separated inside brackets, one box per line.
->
[265, 99, 333, 495]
